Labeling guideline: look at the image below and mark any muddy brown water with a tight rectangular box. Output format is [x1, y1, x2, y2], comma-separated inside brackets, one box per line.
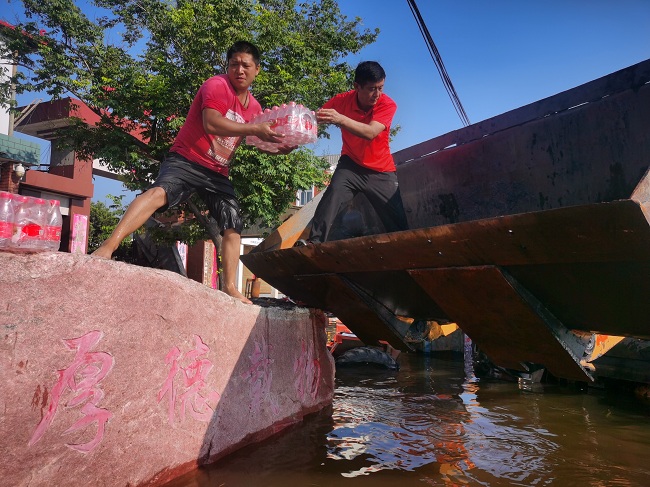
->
[163, 350, 650, 486]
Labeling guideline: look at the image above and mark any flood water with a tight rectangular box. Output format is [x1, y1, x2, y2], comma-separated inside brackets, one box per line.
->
[164, 351, 650, 486]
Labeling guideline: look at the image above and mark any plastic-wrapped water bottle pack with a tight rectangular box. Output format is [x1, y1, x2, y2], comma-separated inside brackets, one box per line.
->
[0, 191, 62, 251]
[246, 102, 317, 152]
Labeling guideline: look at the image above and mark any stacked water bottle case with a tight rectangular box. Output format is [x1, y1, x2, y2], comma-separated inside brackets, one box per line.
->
[246, 102, 317, 152]
[0, 191, 62, 251]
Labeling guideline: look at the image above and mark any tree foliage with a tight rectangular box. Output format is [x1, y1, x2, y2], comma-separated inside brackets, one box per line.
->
[1, 0, 379, 233]
[88, 194, 132, 256]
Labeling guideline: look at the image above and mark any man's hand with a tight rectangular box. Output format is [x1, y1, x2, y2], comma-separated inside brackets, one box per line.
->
[316, 108, 342, 127]
[203, 108, 284, 143]
[258, 144, 298, 155]
[317, 107, 384, 140]
[254, 121, 285, 143]
[275, 144, 298, 155]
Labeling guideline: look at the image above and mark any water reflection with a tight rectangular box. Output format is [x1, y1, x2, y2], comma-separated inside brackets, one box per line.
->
[165, 353, 650, 487]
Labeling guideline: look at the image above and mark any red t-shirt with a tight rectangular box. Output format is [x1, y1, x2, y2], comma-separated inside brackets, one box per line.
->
[171, 74, 262, 177]
[323, 90, 397, 172]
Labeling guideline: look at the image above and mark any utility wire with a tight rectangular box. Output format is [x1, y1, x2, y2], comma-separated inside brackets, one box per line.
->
[406, 0, 471, 126]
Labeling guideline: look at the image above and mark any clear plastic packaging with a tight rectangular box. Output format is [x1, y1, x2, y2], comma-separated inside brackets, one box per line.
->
[1, 194, 63, 252]
[246, 102, 318, 151]
[44, 200, 62, 251]
[21, 197, 47, 249]
[12, 195, 31, 248]
[0, 191, 14, 248]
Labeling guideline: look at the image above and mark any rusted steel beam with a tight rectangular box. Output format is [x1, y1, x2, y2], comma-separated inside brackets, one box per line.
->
[245, 200, 650, 269]
[398, 82, 650, 228]
[591, 339, 650, 384]
[408, 266, 593, 382]
[247, 200, 650, 276]
[283, 273, 412, 349]
[242, 200, 650, 342]
[504, 261, 650, 339]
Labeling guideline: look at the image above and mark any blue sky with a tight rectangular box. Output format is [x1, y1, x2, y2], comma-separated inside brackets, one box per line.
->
[318, 0, 650, 154]
[6, 0, 650, 205]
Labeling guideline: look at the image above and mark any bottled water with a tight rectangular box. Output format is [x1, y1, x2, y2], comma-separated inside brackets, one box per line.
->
[246, 108, 276, 152]
[44, 200, 62, 251]
[21, 197, 48, 249]
[246, 102, 317, 151]
[245, 111, 263, 148]
[12, 195, 30, 248]
[0, 191, 14, 248]
[276, 102, 298, 142]
[1, 194, 63, 252]
[270, 105, 281, 126]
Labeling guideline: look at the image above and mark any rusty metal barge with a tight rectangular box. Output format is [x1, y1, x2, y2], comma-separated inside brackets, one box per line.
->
[242, 59, 650, 385]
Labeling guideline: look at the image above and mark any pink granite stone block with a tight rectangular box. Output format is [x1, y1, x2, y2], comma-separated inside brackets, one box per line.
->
[0, 251, 334, 486]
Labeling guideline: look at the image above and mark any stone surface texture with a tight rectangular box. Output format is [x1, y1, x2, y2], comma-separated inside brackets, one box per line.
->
[0, 251, 334, 486]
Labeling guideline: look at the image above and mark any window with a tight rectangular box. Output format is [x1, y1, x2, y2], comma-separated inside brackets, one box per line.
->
[297, 189, 313, 206]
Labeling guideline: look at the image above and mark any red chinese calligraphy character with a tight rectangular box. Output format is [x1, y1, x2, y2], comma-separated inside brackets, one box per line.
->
[293, 340, 321, 401]
[157, 346, 182, 423]
[29, 330, 114, 453]
[157, 335, 219, 424]
[241, 337, 274, 413]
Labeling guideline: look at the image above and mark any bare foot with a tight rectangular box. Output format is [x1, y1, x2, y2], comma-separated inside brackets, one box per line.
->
[224, 284, 253, 305]
[91, 244, 114, 260]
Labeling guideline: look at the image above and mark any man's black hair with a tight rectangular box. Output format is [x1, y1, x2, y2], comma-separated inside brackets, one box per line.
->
[227, 41, 261, 66]
[354, 61, 386, 86]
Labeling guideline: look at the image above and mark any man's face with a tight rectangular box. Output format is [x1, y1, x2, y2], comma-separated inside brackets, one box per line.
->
[354, 79, 385, 110]
[227, 53, 260, 92]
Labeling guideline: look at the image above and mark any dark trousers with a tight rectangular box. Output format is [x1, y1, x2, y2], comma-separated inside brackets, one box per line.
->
[309, 156, 409, 243]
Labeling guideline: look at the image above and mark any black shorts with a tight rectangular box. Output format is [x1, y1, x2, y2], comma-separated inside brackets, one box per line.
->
[150, 152, 244, 235]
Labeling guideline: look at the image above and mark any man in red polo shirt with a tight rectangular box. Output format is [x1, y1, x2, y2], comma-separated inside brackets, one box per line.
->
[304, 61, 408, 244]
[93, 41, 293, 304]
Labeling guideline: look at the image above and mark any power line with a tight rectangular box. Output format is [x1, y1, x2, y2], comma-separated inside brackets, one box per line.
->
[406, 0, 471, 126]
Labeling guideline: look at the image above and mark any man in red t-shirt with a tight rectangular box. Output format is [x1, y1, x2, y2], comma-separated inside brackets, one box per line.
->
[93, 41, 293, 304]
[303, 61, 408, 244]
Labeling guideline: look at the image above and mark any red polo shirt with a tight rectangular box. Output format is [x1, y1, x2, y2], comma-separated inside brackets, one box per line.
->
[171, 74, 261, 177]
[322, 90, 397, 172]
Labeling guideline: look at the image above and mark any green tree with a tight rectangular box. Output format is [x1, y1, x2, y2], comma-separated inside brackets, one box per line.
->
[88, 194, 132, 257]
[1, 0, 379, 241]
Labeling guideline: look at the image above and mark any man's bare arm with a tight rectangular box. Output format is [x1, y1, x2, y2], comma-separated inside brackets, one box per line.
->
[203, 108, 285, 143]
[316, 108, 385, 140]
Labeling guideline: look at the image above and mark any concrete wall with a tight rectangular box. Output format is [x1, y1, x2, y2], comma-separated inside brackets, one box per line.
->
[0, 251, 335, 486]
